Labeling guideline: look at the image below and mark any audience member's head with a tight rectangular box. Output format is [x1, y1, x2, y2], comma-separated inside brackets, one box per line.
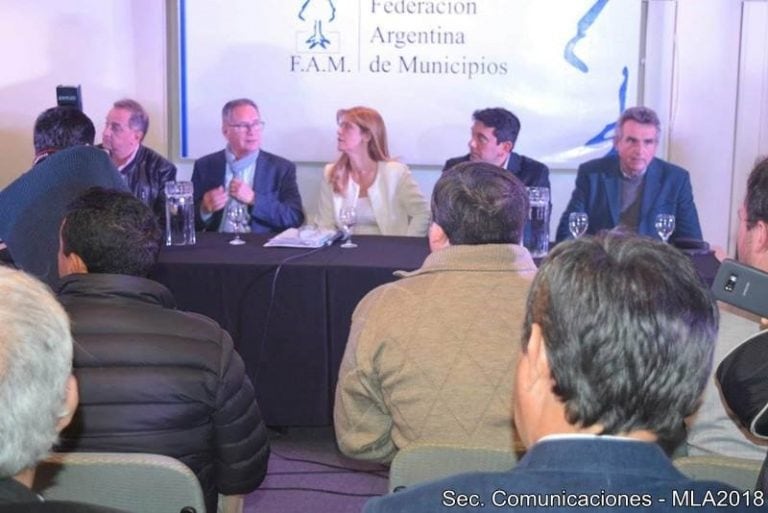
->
[516, 233, 718, 451]
[468, 108, 520, 166]
[0, 267, 77, 482]
[33, 106, 95, 158]
[430, 161, 528, 250]
[738, 156, 768, 268]
[58, 188, 161, 278]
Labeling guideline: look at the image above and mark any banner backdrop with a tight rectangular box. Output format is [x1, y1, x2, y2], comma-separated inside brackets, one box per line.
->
[179, 0, 641, 166]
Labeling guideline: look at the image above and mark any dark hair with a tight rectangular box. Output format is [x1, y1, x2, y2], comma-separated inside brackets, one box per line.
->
[432, 161, 528, 245]
[744, 156, 768, 229]
[113, 98, 149, 140]
[33, 107, 95, 153]
[616, 106, 661, 140]
[222, 98, 259, 121]
[61, 188, 161, 277]
[472, 108, 521, 145]
[523, 233, 717, 449]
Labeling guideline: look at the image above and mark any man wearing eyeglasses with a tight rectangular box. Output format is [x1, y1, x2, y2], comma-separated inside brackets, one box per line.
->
[192, 98, 305, 233]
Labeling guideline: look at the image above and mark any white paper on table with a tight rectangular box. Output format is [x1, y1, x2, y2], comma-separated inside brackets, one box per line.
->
[264, 227, 341, 248]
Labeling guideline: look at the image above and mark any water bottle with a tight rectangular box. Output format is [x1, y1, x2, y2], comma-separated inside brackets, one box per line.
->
[525, 187, 550, 258]
[165, 181, 196, 246]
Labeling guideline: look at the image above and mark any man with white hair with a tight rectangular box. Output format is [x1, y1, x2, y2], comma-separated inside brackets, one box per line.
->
[0, 267, 122, 511]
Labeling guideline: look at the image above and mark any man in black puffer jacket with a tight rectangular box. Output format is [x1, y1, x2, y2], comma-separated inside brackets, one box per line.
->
[56, 187, 269, 513]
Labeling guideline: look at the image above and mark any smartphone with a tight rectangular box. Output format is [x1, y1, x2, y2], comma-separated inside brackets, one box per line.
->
[711, 258, 768, 318]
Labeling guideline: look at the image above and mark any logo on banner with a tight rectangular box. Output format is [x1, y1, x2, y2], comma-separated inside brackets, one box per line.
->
[298, 0, 337, 49]
[292, 0, 350, 73]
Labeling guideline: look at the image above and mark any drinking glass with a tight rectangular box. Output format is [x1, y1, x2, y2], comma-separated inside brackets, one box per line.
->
[228, 203, 248, 246]
[655, 213, 675, 243]
[525, 187, 550, 257]
[568, 212, 589, 239]
[339, 205, 358, 249]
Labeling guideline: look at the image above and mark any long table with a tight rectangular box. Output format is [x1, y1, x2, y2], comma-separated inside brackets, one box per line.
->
[151, 232, 720, 426]
[152, 232, 430, 426]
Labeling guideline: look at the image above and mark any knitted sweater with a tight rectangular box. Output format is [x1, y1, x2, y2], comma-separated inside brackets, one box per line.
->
[334, 244, 536, 462]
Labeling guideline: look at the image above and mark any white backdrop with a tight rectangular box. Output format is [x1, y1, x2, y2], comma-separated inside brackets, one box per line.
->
[179, 0, 641, 166]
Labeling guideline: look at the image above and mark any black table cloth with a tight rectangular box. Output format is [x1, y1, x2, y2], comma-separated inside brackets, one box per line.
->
[151, 232, 720, 426]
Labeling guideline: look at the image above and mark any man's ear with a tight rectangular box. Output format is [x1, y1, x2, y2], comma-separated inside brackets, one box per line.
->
[524, 322, 551, 385]
[56, 375, 79, 432]
[500, 140, 514, 156]
[428, 222, 450, 252]
[753, 220, 768, 251]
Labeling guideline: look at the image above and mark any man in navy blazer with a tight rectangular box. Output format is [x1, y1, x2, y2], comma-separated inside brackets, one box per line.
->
[444, 108, 550, 243]
[556, 106, 702, 243]
[443, 107, 549, 189]
[191, 98, 304, 234]
[364, 233, 750, 513]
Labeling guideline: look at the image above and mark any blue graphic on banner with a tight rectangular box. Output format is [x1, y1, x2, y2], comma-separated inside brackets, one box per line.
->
[584, 66, 628, 151]
[298, 0, 337, 49]
[564, 0, 609, 73]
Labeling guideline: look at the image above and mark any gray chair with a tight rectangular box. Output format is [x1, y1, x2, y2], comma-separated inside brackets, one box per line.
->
[388, 444, 518, 492]
[673, 455, 763, 491]
[33, 452, 205, 513]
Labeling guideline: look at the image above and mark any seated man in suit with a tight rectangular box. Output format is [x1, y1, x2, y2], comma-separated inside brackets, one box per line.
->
[0, 267, 123, 512]
[0, 107, 127, 288]
[335, 162, 537, 463]
[56, 188, 270, 513]
[444, 108, 549, 245]
[100, 98, 177, 221]
[364, 233, 751, 513]
[192, 98, 304, 233]
[556, 106, 703, 243]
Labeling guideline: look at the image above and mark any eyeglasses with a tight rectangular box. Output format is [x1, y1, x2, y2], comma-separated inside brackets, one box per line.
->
[228, 120, 265, 132]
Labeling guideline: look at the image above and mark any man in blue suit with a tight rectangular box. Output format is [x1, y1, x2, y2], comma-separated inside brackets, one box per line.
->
[556, 106, 702, 243]
[191, 98, 304, 234]
[364, 233, 753, 512]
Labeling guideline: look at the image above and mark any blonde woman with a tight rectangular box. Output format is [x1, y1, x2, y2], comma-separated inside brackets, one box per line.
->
[315, 106, 430, 236]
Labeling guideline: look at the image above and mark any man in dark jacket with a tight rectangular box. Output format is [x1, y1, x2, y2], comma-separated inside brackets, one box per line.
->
[56, 188, 269, 513]
[100, 98, 177, 221]
[0, 107, 128, 288]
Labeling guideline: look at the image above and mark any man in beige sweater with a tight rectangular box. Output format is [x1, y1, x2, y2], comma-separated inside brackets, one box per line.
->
[334, 161, 537, 463]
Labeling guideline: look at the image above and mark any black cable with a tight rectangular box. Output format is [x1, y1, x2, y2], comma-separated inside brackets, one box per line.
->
[268, 470, 386, 476]
[256, 487, 382, 498]
[270, 449, 388, 477]
[257, 245, 329, 366]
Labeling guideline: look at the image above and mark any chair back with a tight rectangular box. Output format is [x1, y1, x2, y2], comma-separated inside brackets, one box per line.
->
[674, 455, 764, 491]
[34, 452, 205, 513]
[388, 444, 517, 492]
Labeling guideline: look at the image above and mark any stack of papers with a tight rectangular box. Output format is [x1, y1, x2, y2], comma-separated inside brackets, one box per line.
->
[264, 227, 340, 248]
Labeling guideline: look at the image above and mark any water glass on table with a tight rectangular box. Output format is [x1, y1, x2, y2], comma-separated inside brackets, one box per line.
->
[568, 212, 589, 239]
[164, 181, 196, 246]
[525, 187, 550, 257]
[655, 213, 675, 243]
[228, 203, 248, 246]
[339, 205, 358, 249]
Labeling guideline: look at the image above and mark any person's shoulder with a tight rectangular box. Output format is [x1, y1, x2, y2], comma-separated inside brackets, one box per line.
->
[444, 154, 470, 170]
[138, 144, 174, 166]
[516, 153, 549, 173]
[574, 154, 619, 176]
[259, 150, 295, 170]
[650, 157, 690, 178]
[193, 149, 225, 167]
[379, 159, 410, 176]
